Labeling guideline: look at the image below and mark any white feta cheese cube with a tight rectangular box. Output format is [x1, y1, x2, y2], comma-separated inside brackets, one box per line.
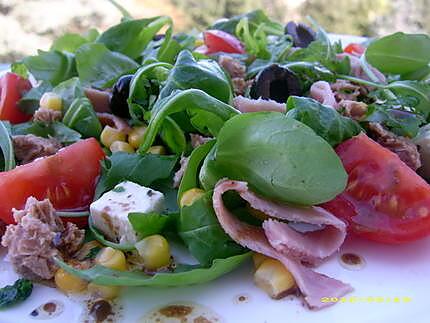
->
[90, 181, 165, 245]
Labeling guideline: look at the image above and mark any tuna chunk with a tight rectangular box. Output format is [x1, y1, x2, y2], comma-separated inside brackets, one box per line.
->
[13, 134, 61, 164]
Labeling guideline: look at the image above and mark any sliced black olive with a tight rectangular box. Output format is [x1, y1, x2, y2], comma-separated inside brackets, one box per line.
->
[153, 34, 165, 41]
[109, 74, 133, 118]
[250, 64, 302, 103]
[285, 21, 316, 48]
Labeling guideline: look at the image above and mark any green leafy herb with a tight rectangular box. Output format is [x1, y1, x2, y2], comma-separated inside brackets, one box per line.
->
[128, 212, 170, 238]
[83, 246, 102, 260]
[365, 32, 430, 78]
[10, 62, 29, 79]
[55, 253, 250, 286]
[23, 50, 76, 86]
[159, 117, 187, 154]
[62, 97, 102, 138]
[51, 33, 91, 53]
[286, 96, 362, 146]
[18, 81, 53, 115]
[52, 77, 85, 111]
[75, 43, 139, 88]
[200, 112, 347, 205]
[12, 122, 81, 145]
[0, 121, 15, 171]
[0, 279, 33, 309]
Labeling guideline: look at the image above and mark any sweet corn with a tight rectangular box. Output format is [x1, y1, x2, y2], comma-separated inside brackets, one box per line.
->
[110, 141, 135, 153]
[148, 145, 166, 155]
[254, 258, 296, 299]
[87, 283, 121, 300]
[100, 126, 126, 148]
[95, 247, 127, 271]
[194, 39, 204, 47]
[135, 234, 170, 270]
[39, 92, 62, 111]
[54, 268, 87, 294]
[179, 188, 205, 208]
[128, 125, 147, 149]
[252, 253, 269, 269]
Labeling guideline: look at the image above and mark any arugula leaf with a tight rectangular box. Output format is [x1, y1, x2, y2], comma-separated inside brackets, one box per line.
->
[52, 77, 85, 111]
[62, 97, 102, 138]
[138, 89, 238, 154]
[0, 121, 15, 171]
[0, 279, 33, 309]
[23, 50, 76, 85]
[75, 43, 139, 88]
[18, 81, 53, 115]
[286, 96, 361, 146]
[178, 192, 245, 266]
[55, 253, 250, 286]
[200, 112, 347, 205]
[365, 32, 430, 77]
[95, 152, 178, 198]
[12, 122, 81, 145]
[129, 212, 170, 238]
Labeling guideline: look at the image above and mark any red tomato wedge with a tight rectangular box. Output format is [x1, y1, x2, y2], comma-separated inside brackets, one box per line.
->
[0, 138, 105, 226]
[203, 30, 245, 55]
[344, 43, 365, 57]
[322, 133, 430, 243]
[0, 72, 32, 124]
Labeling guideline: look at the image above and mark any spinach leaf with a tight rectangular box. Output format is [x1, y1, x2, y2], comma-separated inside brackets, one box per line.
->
[178, 191, 245, 266]
[286, 96, 361, 146]
[0, 121, 15, 171]
[10, 62, 29, 79]
[18, 81, 53, 115]
[200, 112, 347, 206]
[75, 43, 139, 88]
[55, 253, 250, 286]
[12, 122, 81, 145]
[96, 16, 172, 60]
[23, 50, 76, 85]
[365, 32, 430, 77]
[0, 279, 33, 309]
[160, 117, 187, 154]
[151, 178, 180, 214]
[138, 89, 238, 154]
[285, 62, 336, 90]
[52, 77, 85, 111]
[62, 97, 102, 138]
[95, 152, 178, 198]
[51, 33, 91, 53]
[159, 50, 233, 104]
[129, 212, 170, 238]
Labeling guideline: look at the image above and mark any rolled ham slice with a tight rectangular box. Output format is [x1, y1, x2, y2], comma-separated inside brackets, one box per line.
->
[213, 179, 352, 309]
[233, 96, 286, 113]
[96, 112, 132, 135]
[310, 81, 338, 109]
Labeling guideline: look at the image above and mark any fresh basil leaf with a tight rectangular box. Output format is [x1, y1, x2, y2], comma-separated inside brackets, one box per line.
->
[0, 279, 33, 309]
[52, 77, 85, 111]
[23, 50, 76, 85]
[200, 112, 347, 205]
[178, 191, 245, 266]
[75, 43, 139, 89]
[10, 62, 28, 79]
[51, 33, 90, 53]
[366, 32, 430, 77]
[12, 122, 81, 145]
[286, 96, 361, 146]
[62, 97, 102, 138]
[96, 17, 172, 60]
[138, 89, 238, 154]
[0, 121, 15, 171]
[95, 152, 178, 198]
[55, 252, 250, 286]
[18, 81, 53, 115]
[129, 212, 169, 238]
[159, 50, 233, 104]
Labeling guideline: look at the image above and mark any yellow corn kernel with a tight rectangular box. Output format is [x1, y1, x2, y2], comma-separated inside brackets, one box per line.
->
[252, 253, 269, 269]
[128, 125, 147, 149]
[110, 141, 135, 153]
[135, 234, 170, 270]
[95, 247, 127, 271]
[148, 145, 166, 155]
[74, 240, 102, 261]
[179, 188, 205, 208]
[87, 283, 121, 300]
[254, 258, 296, 299]
[54, 268, 87, 294]
[194, 39, 204, 47]
[39, 92, 62, 111]
[100, 126, 126, 148]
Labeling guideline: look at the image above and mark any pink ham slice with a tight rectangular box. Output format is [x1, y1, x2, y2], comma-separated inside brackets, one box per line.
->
[233, 96, 286, 113]
[310, 81, 338, 109]
[213, 179, 352, 309]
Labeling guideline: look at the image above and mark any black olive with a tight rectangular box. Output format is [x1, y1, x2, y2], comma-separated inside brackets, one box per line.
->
[250, 64, 302, 103]
[109, 74, 133, 118]
[153, 34, 165, 41]
[285, 21, 316, 48]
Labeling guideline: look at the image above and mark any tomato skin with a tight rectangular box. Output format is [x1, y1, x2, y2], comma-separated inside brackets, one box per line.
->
[0, 73, 32, 124]
[322, 133, 430, 244]
[0, 138, 105, 226]
[344, 43, 365, 56]
[203, 30, 245, 55]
